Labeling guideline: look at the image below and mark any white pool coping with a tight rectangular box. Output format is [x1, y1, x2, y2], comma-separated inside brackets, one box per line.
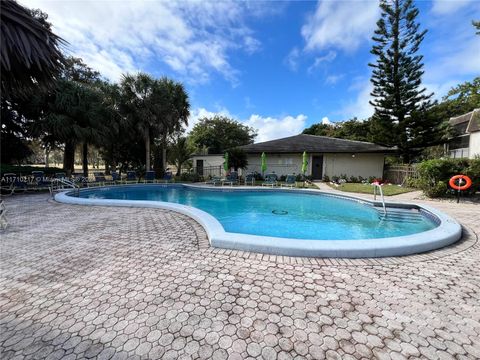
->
[54, 184, 462, 258]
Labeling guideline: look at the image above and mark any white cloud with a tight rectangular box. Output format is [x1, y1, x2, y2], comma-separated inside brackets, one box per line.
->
[339, 80, 374, 120]
[307, 51, 336, 73]
[425, 36, 480, 89]
[23, 0, 264, 84]
[424, 3, 480, 99]
[325, 74, 345, 85]
[301, 0, 379, 52]
[186, 108, 306, 143]
[244, 114, 307, 142]
[285, 47, 301, 71]
[431, 0, 474, 14]
[321, 117, 332, 125]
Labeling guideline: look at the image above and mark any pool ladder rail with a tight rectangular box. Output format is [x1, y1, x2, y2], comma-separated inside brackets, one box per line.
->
[49, 178, 80, 197]
[372, 183, 387, 215]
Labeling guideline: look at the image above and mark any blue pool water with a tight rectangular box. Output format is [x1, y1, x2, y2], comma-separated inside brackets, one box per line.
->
[78, 185, 437, 240]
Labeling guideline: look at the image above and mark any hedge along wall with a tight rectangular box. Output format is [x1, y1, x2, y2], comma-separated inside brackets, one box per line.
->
[416, 158, 480, 198]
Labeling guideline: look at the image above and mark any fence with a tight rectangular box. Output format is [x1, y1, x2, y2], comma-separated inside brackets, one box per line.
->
[384, 164, 419, 185]
[183, 165, 223, 178]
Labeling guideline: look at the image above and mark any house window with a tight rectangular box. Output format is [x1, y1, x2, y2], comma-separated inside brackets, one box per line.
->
[277, 157, 293, 165]
[449, 135, 470, 150]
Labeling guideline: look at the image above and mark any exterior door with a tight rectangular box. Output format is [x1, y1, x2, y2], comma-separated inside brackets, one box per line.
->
[196, 160, 204, 176]
[311, 155, 323, 180]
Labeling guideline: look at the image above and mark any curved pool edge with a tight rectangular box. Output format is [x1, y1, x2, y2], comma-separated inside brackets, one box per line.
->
[54, 185, 462, 258]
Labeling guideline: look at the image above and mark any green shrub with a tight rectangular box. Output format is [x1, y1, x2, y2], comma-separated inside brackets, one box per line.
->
[176, 172, 203, 182]
[405, 176, 420, 188]
[0, 164, 63, 176]
[349, 176, 359, 183]
[416, 158, 479, 197]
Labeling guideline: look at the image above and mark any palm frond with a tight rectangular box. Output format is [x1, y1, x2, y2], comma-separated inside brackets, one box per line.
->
[1, 0, 67, 99]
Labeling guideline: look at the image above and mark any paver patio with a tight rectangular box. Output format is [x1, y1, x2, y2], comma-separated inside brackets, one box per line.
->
[0, 190, 479, 359]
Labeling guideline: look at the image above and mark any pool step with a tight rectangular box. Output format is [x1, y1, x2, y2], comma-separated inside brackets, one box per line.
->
[376, 208, 425, 223]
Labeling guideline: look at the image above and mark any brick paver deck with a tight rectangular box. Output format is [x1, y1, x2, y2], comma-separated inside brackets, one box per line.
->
[0, 191, 479, 359]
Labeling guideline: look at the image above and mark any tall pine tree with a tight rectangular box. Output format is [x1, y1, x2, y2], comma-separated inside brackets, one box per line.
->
[369, 0, 437, 162]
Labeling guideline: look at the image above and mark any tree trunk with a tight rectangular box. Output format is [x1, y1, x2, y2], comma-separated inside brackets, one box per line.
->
[176, 161, 181, 176]
[45, 148, 50, 167]
[145, 127, 150, 171]
[63, 141, 75, 176]
[162, 134, 167, 171]
[82, 143, 89, 177]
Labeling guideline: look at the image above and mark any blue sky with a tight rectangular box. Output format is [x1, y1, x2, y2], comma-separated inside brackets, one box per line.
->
[25, 0, 480, 142]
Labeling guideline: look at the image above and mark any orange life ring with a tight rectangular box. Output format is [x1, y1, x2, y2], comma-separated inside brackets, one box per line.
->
[449, 175, 472, 191]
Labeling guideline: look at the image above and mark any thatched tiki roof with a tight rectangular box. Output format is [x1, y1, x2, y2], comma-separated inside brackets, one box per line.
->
[1, 0, 66, 98]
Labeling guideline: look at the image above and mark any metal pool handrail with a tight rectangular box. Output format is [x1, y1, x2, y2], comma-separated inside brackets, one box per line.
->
[50, 178, 80, 197]
[372, 183, 386, 215]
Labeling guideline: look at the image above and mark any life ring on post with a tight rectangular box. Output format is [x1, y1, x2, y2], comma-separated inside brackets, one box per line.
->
[449, 175, 472, 191]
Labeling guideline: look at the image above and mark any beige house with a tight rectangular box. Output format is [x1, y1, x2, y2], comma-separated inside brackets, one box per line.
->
[190, 134, 395, 179]
[238, 134, 394, 180]
[447, 109, 480, 159]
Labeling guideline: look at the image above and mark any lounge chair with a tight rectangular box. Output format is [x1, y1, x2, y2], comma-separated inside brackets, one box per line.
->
[280, 174, 297, 188]
[144, 170, 157, 183]
[205, 176, 222, 186]
[222, 171, 238, 186]
[111, 171, 122, 184]
[1, 173, 28, 195]
[244, 173, 255, 186]
[94, 172, 114, 186]
[31, 171, 51, 191]
[262, 174, 278, 187]
[162, 171, 174, 183]
[126, 171, 138, 183]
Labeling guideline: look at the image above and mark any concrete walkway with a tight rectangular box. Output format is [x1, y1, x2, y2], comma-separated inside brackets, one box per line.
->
[0, 191, 479, 359]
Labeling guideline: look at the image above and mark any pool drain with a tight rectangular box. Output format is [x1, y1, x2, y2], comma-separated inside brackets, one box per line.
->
[272, 210, 288, 215]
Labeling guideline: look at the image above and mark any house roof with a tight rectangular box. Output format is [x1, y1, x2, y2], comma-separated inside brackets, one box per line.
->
[449, 109, 480, 133]
[237, 134, 395, 154]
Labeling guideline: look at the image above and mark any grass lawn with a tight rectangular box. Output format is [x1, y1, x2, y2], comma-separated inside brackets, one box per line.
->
[327, 182, 416, 196]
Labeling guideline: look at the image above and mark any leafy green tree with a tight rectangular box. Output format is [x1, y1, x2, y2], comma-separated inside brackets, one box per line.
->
[420, 77, 480, 143]
[369, 0, 438, 162]
[189, 115, 256, 154]
[444, 77, 480, 111]
[303, 118, 371, 142]
[0, 100, 33, 164]
[167, 136, 194, 176]
[302, 123, 336, 137]
[332, 118, 371, 142]
[228, 148, 248, 171]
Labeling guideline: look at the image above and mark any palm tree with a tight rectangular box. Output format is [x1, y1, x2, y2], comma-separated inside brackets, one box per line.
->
[157, 78, 190, 171]
[1, 1, 66, 98]
[120, 74, 190, 172]
[168, 136, 194, 176]
[42, 80, 104, 175]
[120, 73, 160, 171]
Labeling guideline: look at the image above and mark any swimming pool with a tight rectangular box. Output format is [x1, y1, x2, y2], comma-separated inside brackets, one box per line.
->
[55, 184, 462, 258]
